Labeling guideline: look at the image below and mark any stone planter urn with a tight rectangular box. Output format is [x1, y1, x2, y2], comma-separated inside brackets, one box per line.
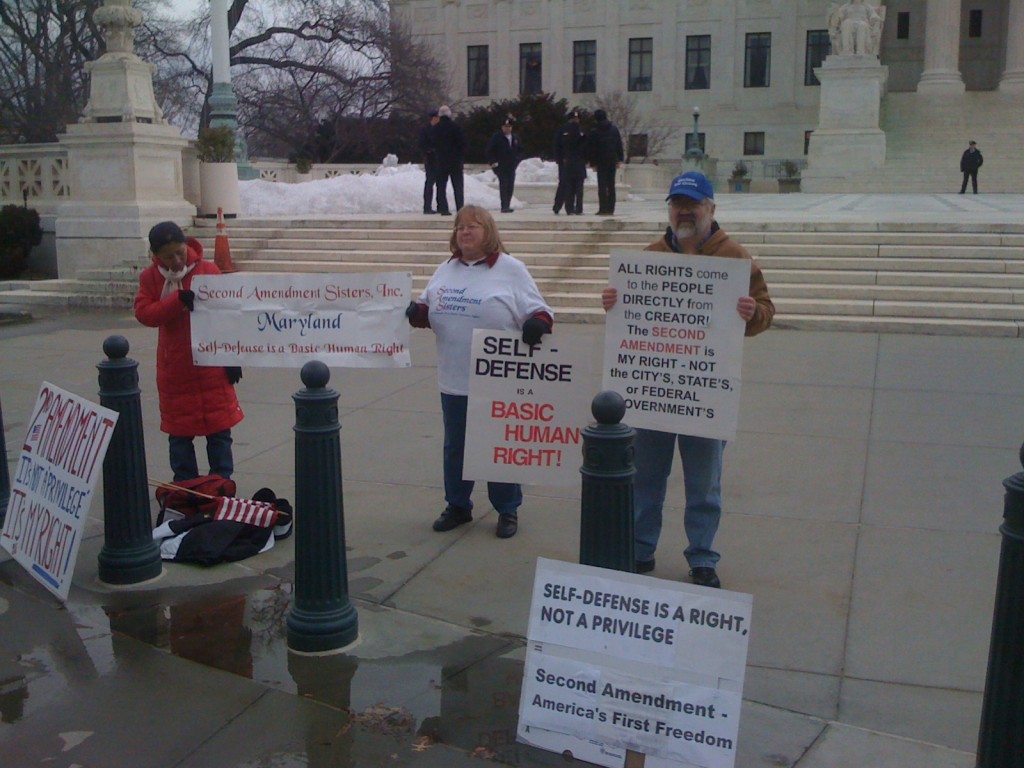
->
[199, 162, 241, 218]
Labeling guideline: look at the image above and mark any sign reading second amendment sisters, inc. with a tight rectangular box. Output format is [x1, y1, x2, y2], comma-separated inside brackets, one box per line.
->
[517, 559, 753, 768]
[190, 272, 412, 368]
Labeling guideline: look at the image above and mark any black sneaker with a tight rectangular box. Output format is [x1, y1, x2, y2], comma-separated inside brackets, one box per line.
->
[636, 558, 655, 574]
[689, 567, 721, 589]
[253, 487, 293, 540]
[433, 505, 472, 532]
[272, 499, 293, 540]
[496, 515, 518, 539]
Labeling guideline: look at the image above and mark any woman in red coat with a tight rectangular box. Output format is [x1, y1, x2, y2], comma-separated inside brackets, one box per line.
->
[134, 221, 244, 481]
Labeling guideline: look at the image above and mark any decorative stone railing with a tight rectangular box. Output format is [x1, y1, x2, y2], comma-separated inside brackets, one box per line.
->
[1, 144, 705, 210]
[0, 144, 71, 213]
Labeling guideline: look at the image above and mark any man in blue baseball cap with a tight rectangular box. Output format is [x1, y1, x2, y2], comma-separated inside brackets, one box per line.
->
[600, 171, 775, 589]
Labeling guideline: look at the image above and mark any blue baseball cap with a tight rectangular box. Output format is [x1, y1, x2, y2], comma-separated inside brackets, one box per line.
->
[666, 172, 714, 202]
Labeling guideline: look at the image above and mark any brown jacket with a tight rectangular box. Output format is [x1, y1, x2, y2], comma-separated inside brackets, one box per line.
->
[646, 225, 774, 336]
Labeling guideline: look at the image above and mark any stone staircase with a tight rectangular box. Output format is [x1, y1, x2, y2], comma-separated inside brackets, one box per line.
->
[2, 216, 1024, 336]
[836, 91, 1024, 193]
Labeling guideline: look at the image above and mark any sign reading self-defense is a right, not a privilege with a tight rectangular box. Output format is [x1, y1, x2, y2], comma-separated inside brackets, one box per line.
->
[517, 558, 753, 768]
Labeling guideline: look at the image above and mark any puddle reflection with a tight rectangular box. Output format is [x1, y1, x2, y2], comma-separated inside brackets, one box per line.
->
[95, 586, 594, 766]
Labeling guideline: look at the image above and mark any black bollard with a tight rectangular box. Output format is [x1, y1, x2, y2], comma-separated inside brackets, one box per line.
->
[287, 361, 358, 653]
[96, 335, 162, 584]
[976, 443, 1024, 766]
[0, 395, 9, 526]
[579, 390, 636, 572]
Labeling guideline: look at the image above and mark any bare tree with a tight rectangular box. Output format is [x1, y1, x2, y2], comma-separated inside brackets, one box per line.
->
[0, 0, 104, 143]
[590, 90, 679, 164]
[2, 0, 448, 161]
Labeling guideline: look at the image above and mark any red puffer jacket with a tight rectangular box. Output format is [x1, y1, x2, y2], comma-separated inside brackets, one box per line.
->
[134, 237, 244, 437]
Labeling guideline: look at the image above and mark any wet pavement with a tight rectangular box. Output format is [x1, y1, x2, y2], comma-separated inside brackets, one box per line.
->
[0, 305, 1007, 767]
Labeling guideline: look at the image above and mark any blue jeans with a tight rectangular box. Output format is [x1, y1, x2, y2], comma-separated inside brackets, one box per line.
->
[169, 430, 233, 481]
[441, 393, 521, 517]
[633, 427, 724, 569]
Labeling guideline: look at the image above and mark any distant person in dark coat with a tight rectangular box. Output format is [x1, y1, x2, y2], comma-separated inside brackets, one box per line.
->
[552, 109, 587, 215]
[486, 117, 524, 213]
[959, 140, 983, 194]
[418, 110, 440, 214]
[432, 105, 465, 215]
[587, 109, 625, 215]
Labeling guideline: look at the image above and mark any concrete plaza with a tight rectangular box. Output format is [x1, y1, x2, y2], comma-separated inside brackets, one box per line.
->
[1, 298, 1017, 767]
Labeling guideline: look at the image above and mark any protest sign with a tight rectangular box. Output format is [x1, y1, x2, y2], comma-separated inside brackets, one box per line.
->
[518, 558, 752, 768]
[189, 272, 411, 368]
[464, 329, 592, 486]
[602, 250, 748, 440]
[0, 383, 118, 601]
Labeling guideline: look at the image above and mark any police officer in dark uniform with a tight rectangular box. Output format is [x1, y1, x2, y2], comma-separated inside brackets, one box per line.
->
[418, 110, 440, 214]
[553, 109, 587, 215]
[486, 116, 524, 213]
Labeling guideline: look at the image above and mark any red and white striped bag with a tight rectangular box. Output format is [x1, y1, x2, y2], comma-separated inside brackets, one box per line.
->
[214, 497, 281, 529]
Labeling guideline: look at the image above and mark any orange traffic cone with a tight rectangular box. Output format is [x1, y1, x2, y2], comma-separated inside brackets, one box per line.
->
[214, 207, 237, 273]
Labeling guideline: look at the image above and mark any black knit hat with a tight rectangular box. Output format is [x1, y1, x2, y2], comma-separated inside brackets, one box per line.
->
[149, 221, 186, 253]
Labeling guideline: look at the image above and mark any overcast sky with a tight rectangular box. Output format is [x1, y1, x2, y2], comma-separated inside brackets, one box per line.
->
[164, 0, 202, 19]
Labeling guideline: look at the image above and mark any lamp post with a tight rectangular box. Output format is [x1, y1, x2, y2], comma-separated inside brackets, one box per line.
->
[208, 0, 257, 179]
[686, 106, 704, 158]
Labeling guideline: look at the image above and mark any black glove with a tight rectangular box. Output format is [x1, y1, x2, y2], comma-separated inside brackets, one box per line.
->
[224, 366, 242, 385]
[522, 317, 550, 347]
[178, 289, 195, 311]
[405, 300, 420, 321]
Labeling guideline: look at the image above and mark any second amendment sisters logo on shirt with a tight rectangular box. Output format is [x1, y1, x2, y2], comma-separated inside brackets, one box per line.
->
[435, 285, 483, 316]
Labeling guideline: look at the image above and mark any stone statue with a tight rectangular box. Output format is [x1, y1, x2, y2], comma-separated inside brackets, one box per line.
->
[828, 0, 885, 57]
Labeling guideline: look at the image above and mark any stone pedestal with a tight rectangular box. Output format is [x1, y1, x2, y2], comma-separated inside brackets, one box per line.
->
[52, 0, 195, 277]
[803, 56, 888, 192]
[56, 122, 195, 277]
[680, 155, 718, 185]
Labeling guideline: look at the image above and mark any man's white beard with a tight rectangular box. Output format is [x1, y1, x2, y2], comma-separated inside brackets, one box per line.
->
[675, 222, 697, 240]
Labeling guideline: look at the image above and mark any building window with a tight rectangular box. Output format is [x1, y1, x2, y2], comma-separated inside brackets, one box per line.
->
[896, 12, 910, 39]
[520, 43, 542, 95]
[685, 133, 706, 154]
[573, 40, 596, 93]
[804, 130, 813, 155]
[628, 133, 648, 158]
[744, 33, 771, 88]
[743, 131, 765, 156]
[968, 9, 983, 37]
[628, 37, 653, 91]
[804, 30, 830, 86]
[685, 35, 711, 90]
[467, 45, 489, 97]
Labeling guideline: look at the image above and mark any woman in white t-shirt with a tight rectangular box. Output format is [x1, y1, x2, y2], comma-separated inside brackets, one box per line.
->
[406, 205, 553, 539]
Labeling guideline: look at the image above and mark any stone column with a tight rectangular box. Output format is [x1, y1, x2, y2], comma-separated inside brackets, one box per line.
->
[999, 0, 1024, 92]
[917, 0, 966, 94]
